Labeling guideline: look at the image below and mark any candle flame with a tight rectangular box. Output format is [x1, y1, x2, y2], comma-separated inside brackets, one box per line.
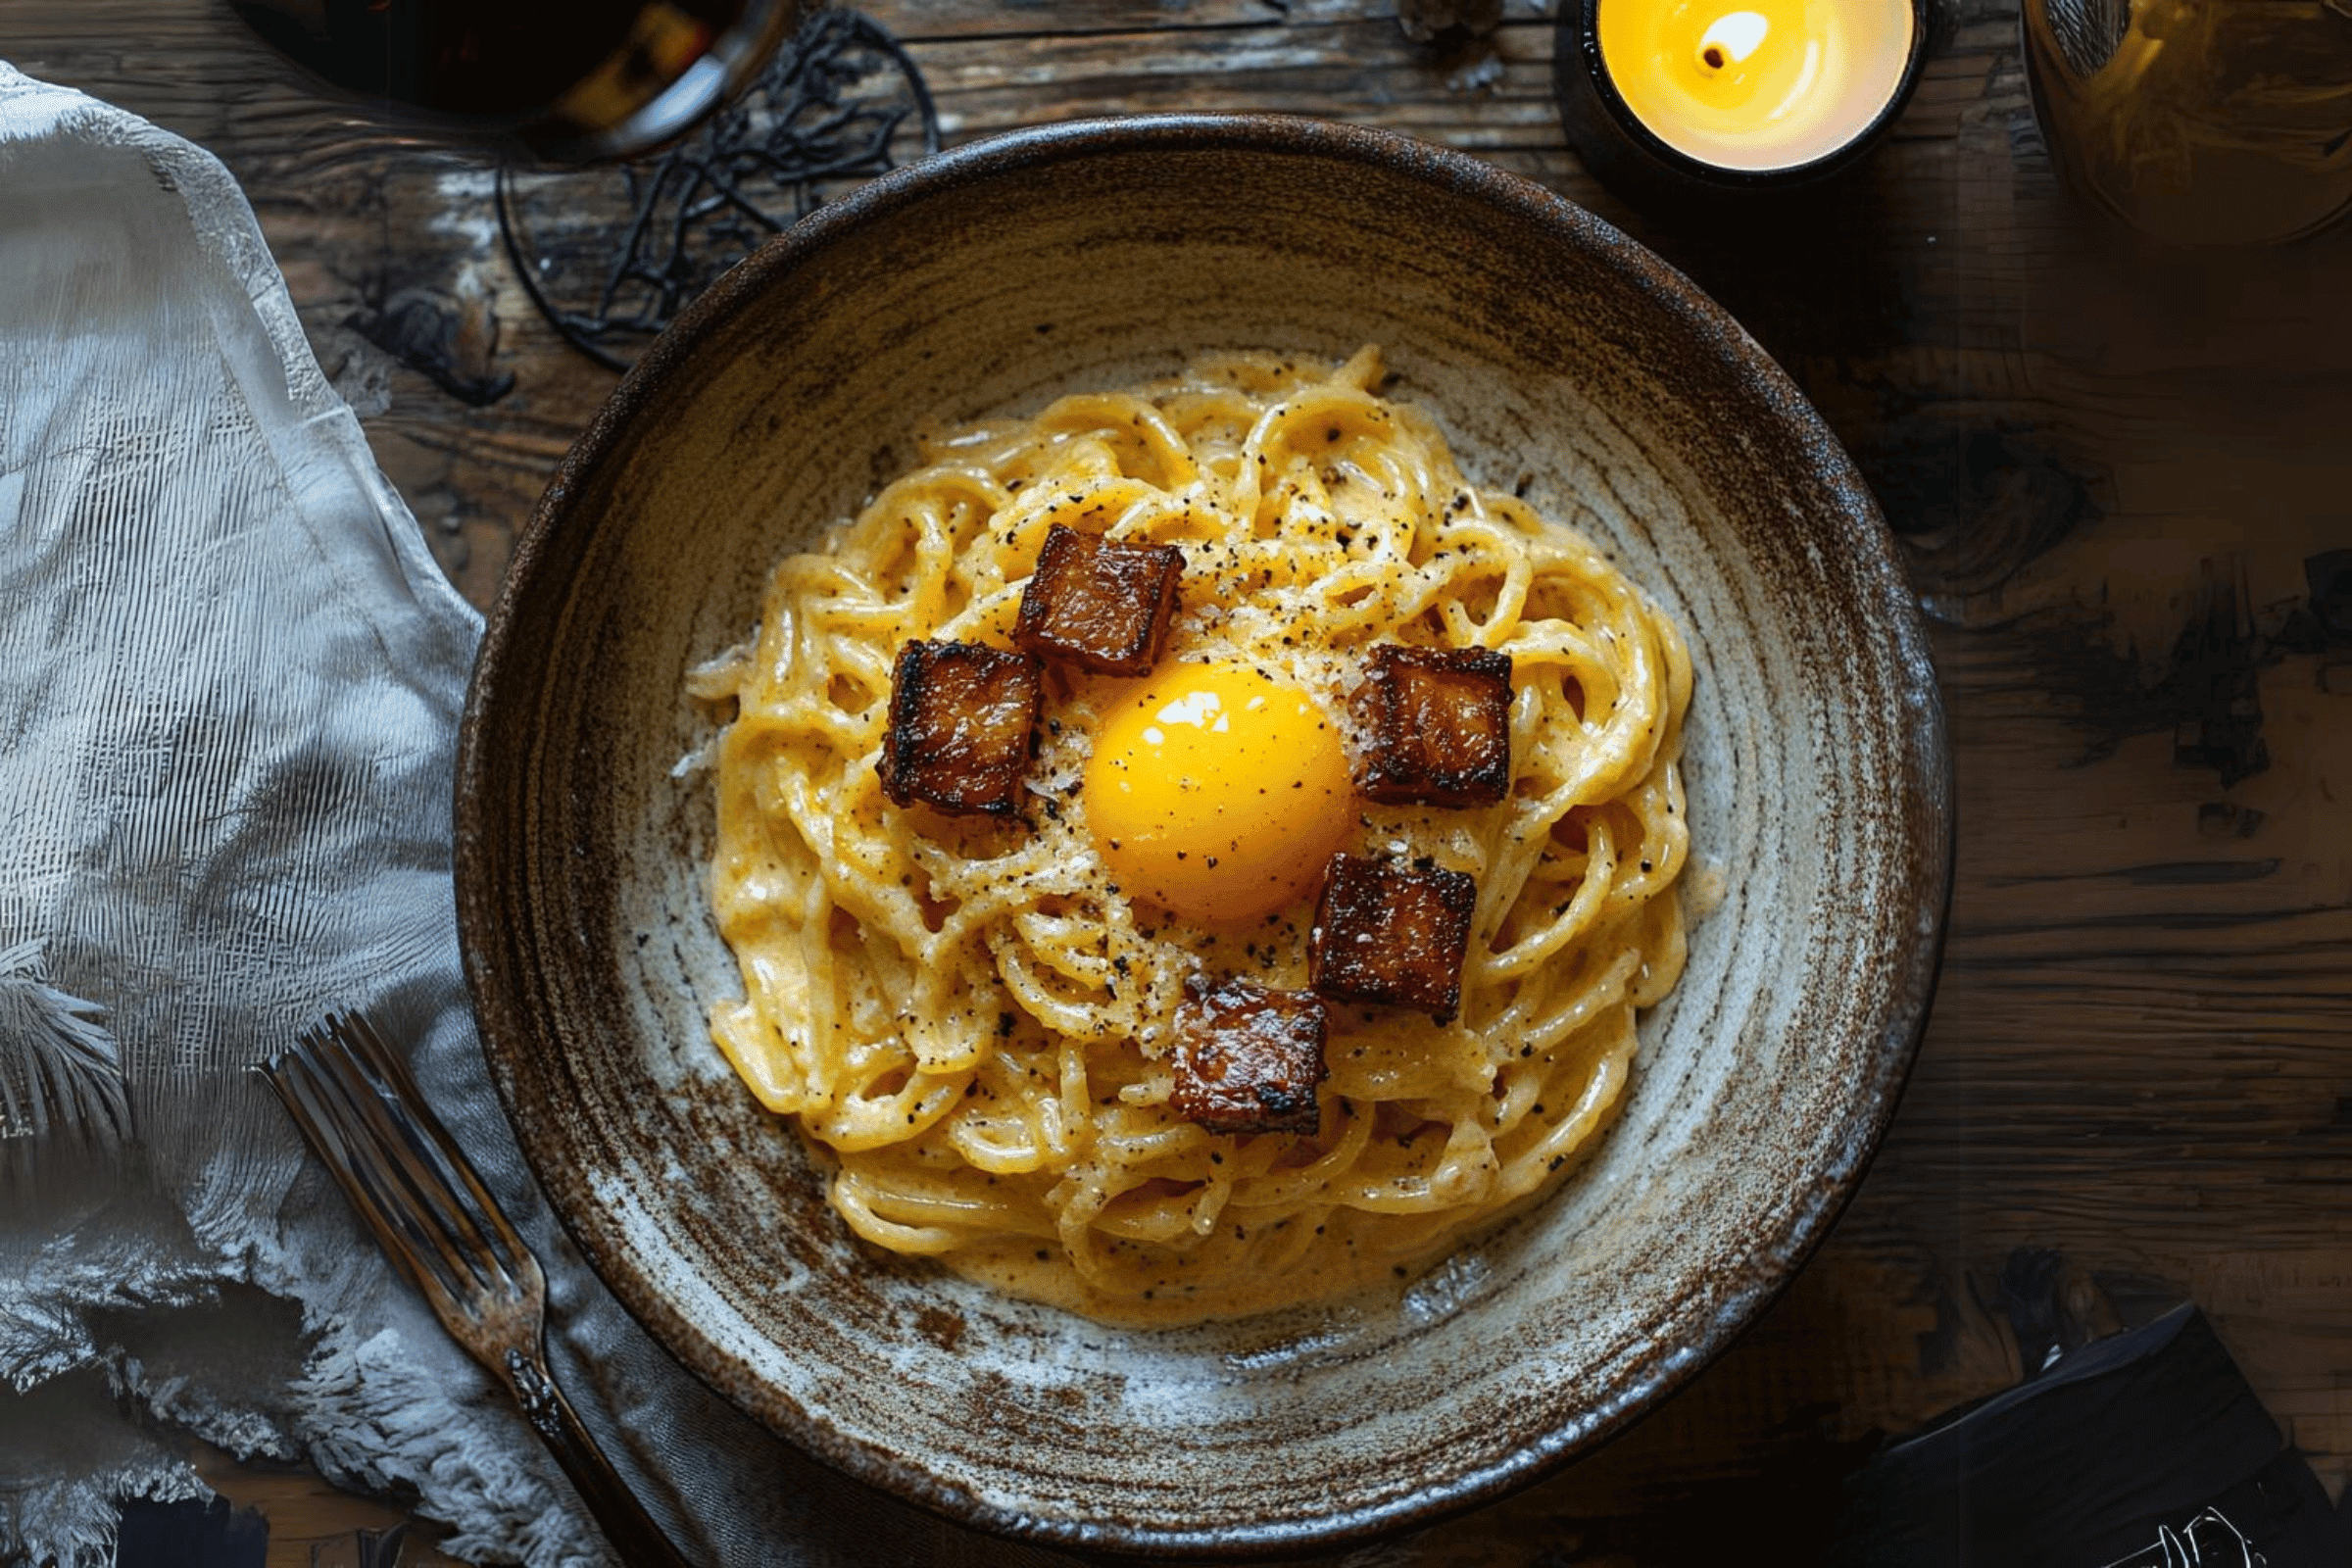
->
[1592, 0, 1917, 172]
[1696, 10, 1771, 72]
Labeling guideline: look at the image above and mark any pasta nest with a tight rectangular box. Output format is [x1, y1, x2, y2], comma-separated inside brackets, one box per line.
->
[694, 348, 1692, 1325]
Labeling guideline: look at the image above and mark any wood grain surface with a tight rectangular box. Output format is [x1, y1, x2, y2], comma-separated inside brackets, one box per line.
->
[4, 1, 2346, 1563]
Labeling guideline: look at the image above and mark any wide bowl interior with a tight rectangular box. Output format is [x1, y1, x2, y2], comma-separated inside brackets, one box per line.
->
[457, 115, 1948, 1556]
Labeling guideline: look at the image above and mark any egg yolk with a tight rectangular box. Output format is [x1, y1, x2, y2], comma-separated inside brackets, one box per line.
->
[1083, 662, 1355, 925]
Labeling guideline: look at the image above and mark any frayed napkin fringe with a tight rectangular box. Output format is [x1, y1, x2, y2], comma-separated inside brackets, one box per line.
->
[0, 943, 128, 1151]
[0, 60, 612, 1568]
[290, 1324, 601, 1567]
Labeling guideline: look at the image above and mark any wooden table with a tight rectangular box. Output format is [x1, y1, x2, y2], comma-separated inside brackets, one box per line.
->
[5, 1, 2347, 1562]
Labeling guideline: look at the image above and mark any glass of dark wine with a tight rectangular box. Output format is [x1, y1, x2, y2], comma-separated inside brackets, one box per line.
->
[225, 1, 938, 373]
[225, 0, 805, 164]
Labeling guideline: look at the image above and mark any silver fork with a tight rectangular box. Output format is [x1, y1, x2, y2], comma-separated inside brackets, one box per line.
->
[257, 1011, 696, 1568]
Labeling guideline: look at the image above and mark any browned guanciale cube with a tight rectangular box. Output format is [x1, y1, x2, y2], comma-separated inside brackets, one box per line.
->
[1308, 854, 1477, 1023]
[877, 640, 1043, 816]
[1012, 523, 1184, 676]
[1350, 644, 1514, 808]
[1170, 973, 1329, 1136]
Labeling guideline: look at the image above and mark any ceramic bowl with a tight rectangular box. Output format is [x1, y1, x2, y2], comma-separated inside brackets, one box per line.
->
[456, 114, 1950, 1556]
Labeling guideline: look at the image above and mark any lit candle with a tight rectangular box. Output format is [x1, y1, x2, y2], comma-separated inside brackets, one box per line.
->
[1555, 0, 1925, 196]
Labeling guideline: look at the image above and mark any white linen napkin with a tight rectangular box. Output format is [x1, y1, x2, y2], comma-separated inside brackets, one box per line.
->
[0, 62, 1117, 1568]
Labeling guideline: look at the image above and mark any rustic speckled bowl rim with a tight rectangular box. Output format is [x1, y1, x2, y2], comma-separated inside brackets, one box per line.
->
[457, 112, 1954, 1557]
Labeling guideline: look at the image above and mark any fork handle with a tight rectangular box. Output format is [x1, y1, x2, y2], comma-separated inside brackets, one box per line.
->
[500, 1345, 700, 1568]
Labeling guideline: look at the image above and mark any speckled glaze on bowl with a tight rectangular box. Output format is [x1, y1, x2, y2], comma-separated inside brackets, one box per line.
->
[455, 115, 1951, 1557]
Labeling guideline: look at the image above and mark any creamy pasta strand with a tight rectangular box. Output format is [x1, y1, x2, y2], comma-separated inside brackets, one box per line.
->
[695, 349, 1693, 1326]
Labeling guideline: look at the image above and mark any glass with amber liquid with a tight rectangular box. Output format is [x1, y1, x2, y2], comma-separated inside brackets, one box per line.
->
[227, 0, 802, 162]
[2025, 0, 2352, 244]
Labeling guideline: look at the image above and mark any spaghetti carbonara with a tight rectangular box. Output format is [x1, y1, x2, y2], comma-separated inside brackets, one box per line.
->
[693, 349, 1691, 1326]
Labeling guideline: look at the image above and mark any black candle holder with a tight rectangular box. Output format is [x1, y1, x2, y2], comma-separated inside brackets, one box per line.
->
[1552, 0, 1931, 210]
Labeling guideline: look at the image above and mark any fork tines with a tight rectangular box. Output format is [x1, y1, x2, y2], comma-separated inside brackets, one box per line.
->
[257, 1011, 543, 1339]
[257, 1011, 699, 1568]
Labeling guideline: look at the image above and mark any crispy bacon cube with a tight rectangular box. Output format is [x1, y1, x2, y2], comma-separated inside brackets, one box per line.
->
[1350, 644, 1514, 808]
[1169, 974, 1329, 1136]
[877, 640, 1043, 816]
[1012, 524, 1184, 676]
[1308, 854, 1477, 1023]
